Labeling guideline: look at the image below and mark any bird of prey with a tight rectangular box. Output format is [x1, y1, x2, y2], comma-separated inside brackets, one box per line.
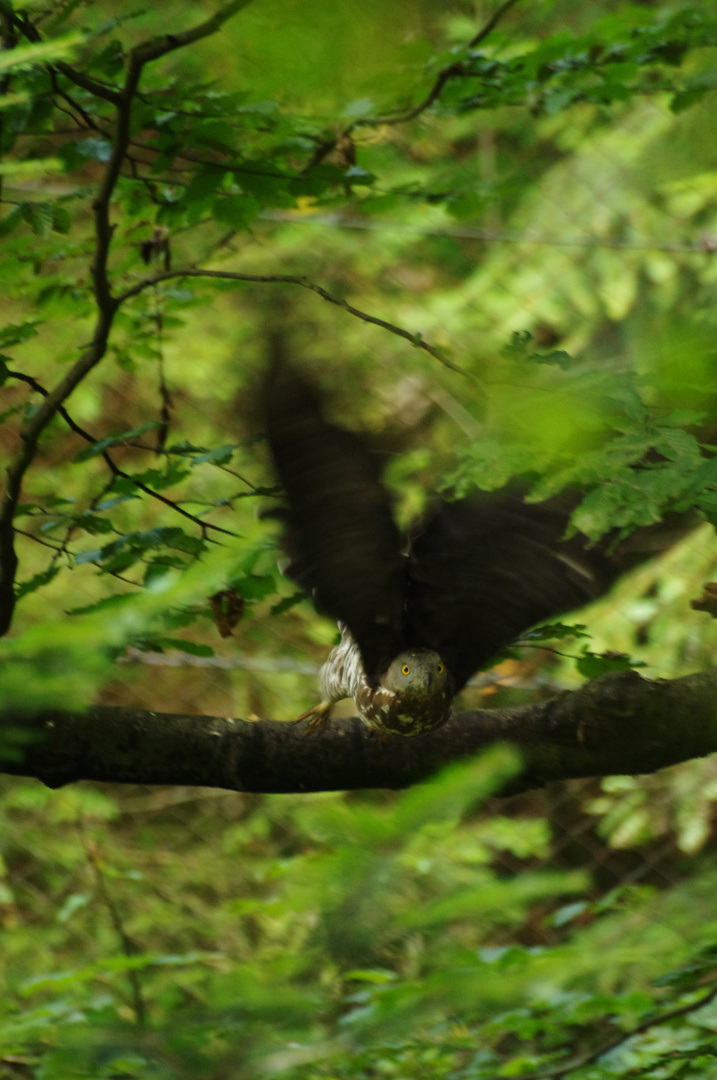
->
[263, 359, 664, 736]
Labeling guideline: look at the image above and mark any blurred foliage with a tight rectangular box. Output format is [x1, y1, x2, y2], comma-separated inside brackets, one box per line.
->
[3, 0, 717, 1074]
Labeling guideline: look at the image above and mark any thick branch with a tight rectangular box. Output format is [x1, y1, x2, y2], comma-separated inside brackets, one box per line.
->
[2, 669, 716, 793]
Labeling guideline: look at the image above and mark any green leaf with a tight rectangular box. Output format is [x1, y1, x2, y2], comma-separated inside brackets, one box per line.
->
[233, 574, 276, 601]
[73, 421, 162, 460]
[142, 560, 175, 586]
[75, 527, 205, 568]
[188, 444, 236, 467]
[576, 651, 645, 679]
[74, 136, 113, 163]
[211, 194, 261, 230]
[73, 512, 114, 535]
[0, 321, 39, 347]
[15, 567, 60, 600]
[271, 590, 305, 616]
[520, 623, 590, 643]
[147, 637, 215, 657]
[66, 593, 136, 616]
[20, 201, 54, 237]
[52, 205, 71, 234]
[0, 32, 84, 74]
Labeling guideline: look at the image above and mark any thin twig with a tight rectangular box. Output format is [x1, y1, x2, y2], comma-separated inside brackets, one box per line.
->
[82, 831, 147, 1028]
[117, 269, 462, 372]
[468, 0, 523, 49]
[521, 981, 717, 1080]
[14, 529, 65, 552]
[54, 62, 122, 105]
[6, 370, 237, 538]
[354, 0, 523, 129]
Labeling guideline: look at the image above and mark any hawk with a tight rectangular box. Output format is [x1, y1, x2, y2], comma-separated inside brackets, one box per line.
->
[263, 358, 676, 736]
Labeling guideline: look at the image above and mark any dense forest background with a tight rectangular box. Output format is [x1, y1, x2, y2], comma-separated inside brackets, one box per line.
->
[3, 0, 717, 1074]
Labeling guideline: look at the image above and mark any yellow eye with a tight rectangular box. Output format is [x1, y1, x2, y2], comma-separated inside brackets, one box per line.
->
[401, 664, 410, 675]
[437, 663, 444, 674]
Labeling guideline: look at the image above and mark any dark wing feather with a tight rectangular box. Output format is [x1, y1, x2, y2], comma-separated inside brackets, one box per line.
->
[264, 357, 406, 680]
[405, 491, 619, 692]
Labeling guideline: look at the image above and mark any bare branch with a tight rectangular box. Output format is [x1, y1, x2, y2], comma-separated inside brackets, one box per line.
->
[116, 269, 462, 372]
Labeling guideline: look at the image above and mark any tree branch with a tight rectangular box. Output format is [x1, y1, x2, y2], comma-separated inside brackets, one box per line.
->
[53, 62, 122, 104]
[116, 269, 462, 371]
[0, 2, 251, 637]
[128, 0, 254, 65]
[6, 369, 238, 538]
[3, 669, 716, 793]
[351, 0, 523, 130]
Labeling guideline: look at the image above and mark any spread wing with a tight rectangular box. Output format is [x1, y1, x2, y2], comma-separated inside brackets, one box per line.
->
[405, 491, 619, 692]
[263, 356, 406, 680]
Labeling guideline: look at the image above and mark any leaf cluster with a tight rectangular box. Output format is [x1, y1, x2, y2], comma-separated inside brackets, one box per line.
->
[2, 750, 717, 1077]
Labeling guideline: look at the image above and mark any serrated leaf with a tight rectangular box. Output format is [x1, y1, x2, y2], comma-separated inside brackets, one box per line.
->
[52, 205, 71, 234]
[143, 558, 185, 585]
[652, 427, 701, 463]
[67, 594, 136, 616]
[75, 527, 205, 569]
[73, 512, 113, 535]
[100, 549, 141, 575]
[74, 421, 162, 461]
[21, 201, 54, 237]
[576, 651, 645, 679]
[0, 321, 39, 347]
[141, 464, 193, 490]
[184, 167, 226, 207]
[46, 496, 75, 508]
[189, 444, 236, 466]
[15, 567, 60, 600]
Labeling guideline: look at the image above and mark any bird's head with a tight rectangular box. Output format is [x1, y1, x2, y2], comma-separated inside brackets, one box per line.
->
[371, 648, 452, 736]
[383, 649, 449, 695]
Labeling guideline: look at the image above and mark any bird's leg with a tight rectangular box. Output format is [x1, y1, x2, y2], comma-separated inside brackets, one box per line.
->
[294, 700, 333, 736]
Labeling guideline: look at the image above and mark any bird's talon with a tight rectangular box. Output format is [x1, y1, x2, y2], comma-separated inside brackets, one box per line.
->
[294, 701, 333, 735]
